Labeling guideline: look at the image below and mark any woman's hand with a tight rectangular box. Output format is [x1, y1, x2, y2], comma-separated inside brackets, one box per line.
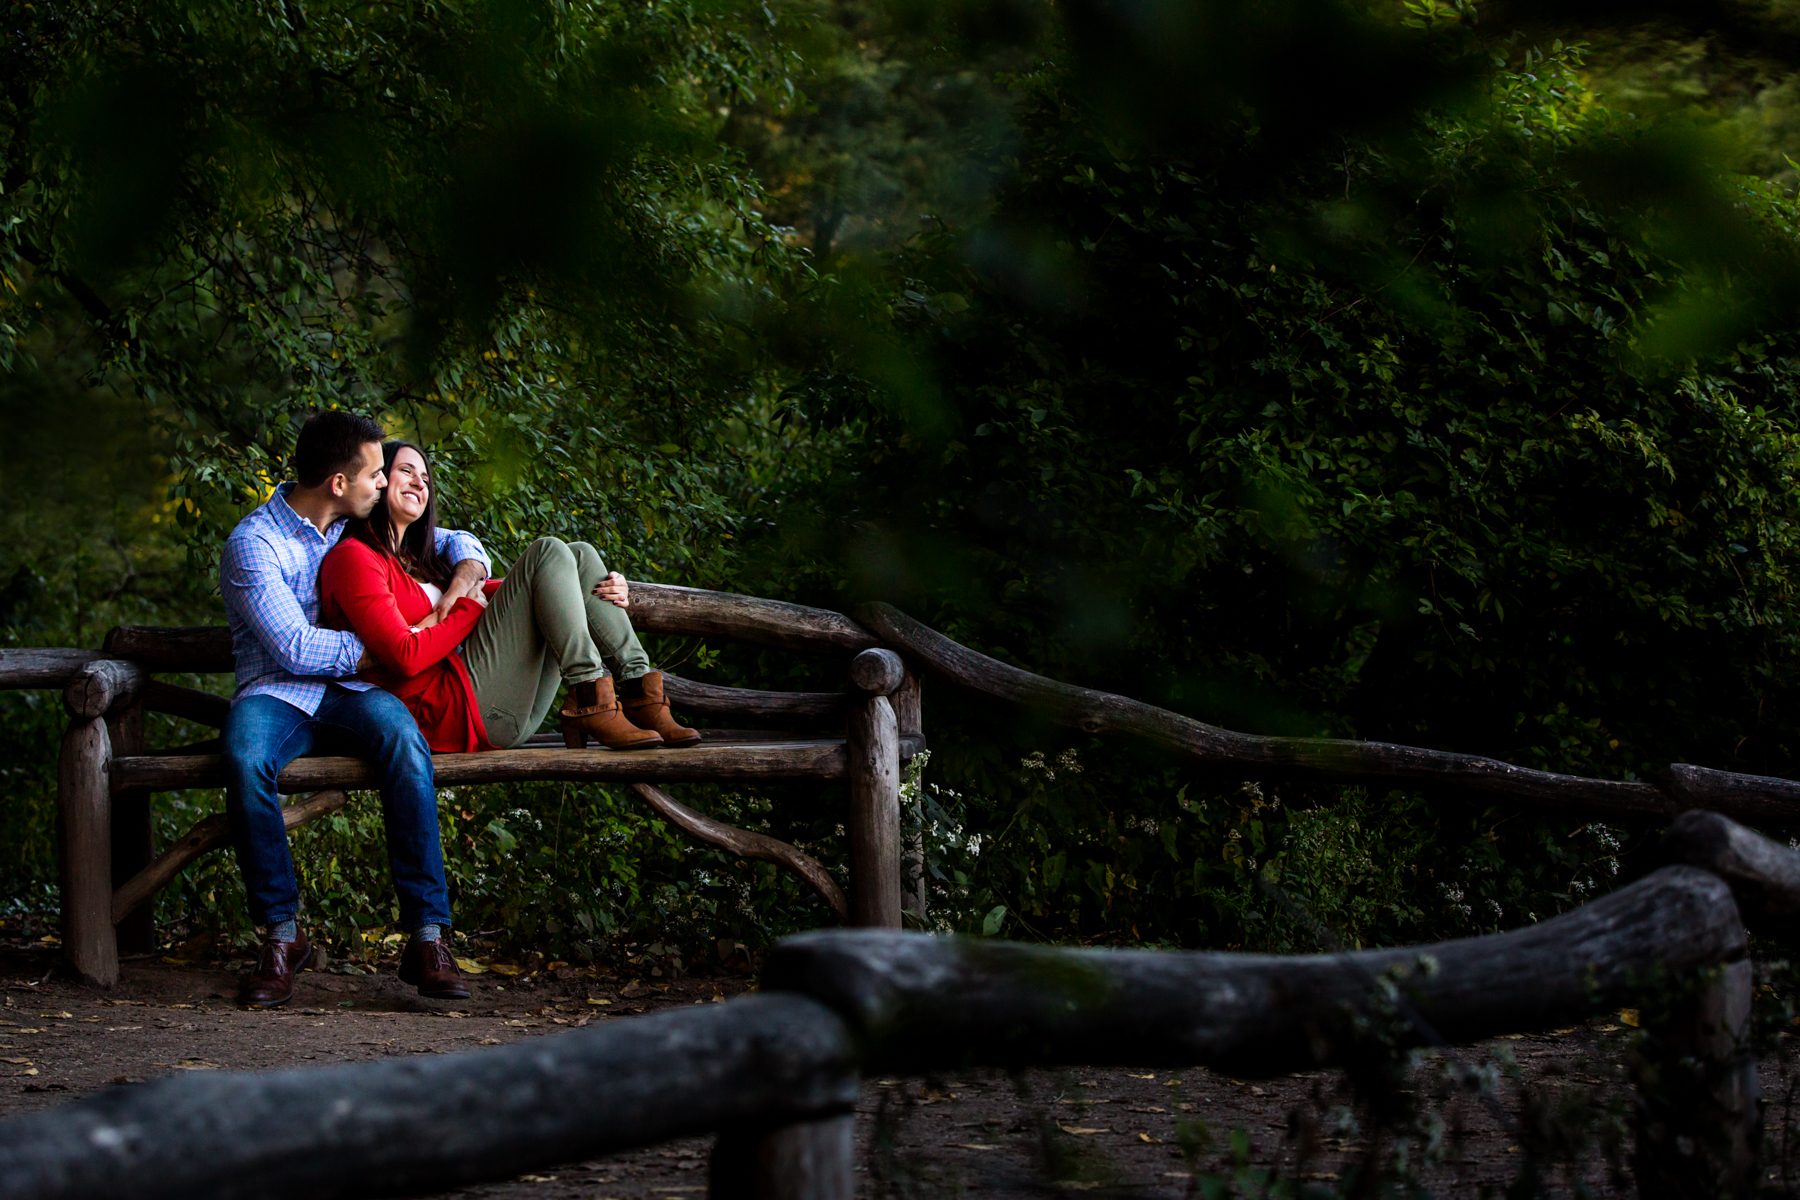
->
[408, 609, 445, 634]
[595, 571, 629, 608]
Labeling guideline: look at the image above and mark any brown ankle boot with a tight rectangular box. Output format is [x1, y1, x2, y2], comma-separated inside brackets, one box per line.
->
[560, 677, 664, 751]
[619, 671, 702, 747]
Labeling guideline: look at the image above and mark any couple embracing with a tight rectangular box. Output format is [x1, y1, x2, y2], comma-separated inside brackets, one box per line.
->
[219, 411, 697, 1008]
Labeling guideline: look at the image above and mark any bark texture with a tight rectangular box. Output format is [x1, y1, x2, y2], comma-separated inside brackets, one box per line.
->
[0, 649, 105, 688]
[61, 660, 146, 720]
[629, 584, 878, 655]
[847, 695, 901, 929]
[58, 718, 115, 986]
[661, 674, 847, 725]
[764, 866, 1746, 1076]
[102, 626, 233, 673]
[0, 994, 858, 1200]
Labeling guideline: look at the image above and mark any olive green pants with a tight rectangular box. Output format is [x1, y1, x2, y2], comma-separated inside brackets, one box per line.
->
[462, 537, 653, 749]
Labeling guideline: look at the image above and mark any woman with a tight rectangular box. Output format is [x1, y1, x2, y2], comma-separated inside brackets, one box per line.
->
[318, 441, 700, 753]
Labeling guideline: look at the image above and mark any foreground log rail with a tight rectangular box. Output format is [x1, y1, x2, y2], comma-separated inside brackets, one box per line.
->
[10, 578, 1800, 984]
[2, 809, 1791, 1200]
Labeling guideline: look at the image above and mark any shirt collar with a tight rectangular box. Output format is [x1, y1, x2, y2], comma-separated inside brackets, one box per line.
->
[271, 482, 344, 543]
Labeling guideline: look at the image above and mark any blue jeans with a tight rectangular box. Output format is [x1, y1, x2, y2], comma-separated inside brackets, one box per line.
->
[222, 687, 452, 932]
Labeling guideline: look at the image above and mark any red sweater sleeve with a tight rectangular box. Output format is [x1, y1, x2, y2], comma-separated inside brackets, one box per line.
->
[319, 542, 484, 677]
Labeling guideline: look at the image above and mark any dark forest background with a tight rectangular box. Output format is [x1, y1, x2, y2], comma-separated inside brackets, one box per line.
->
[7, 0, 1800, 972]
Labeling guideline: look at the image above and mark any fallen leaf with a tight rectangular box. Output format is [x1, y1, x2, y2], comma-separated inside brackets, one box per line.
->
[106, 1027, 142, 1032]
[171, 1060, 222, 1070]
[517, 1175, 557, 1183]
[1499, 1034, 1526, 1040]
[478, 1038, 502, 1046]
[487, 962, 523, 977]
[1125, 1072, 1155, 1080]
[38, 1012, 71, 1020]
[1138, 1133, 1163, 1143]
[952, 1143, 998, 1150]
[1618, 1009, 1641, 1028]
[13, 1068, 37, 1077]
[0, 1058, 30, 1065]
[454, 957, 489, 975]
[1057, 1125, 1110, 1136]
[586, 997, 612, 1006]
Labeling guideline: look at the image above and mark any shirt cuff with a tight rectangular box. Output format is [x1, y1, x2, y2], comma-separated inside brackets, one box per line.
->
[336, 632, 366, 677]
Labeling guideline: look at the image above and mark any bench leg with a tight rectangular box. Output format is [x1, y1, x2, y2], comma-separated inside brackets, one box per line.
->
[847, 693, 901, 928]
[709, 1113, 854, 1199]
[58, 716, 117, 986]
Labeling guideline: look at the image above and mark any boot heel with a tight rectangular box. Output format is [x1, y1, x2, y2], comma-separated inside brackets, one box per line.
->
[560, 719, 588, 750]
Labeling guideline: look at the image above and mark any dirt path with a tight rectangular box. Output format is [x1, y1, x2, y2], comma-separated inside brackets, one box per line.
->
[0, 947, 1793, 1197]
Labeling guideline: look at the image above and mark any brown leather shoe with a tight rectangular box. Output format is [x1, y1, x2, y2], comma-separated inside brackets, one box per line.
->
[239, 928, 313, 1009]
[619, 671, 702, 747]
[559, 677, 663, 751]
[399, 935, 471, 1000]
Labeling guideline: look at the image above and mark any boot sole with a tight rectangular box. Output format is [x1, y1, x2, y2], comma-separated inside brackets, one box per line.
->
[398, 964, 471, 1000]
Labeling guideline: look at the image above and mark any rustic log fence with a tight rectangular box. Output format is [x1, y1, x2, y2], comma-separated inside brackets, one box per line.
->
[0, 809, 1789, 1199]
[5, 583, 1800, 1194]
[8, 583, 1800, 985]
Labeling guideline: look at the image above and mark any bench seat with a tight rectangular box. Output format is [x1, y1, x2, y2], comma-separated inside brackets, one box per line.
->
[112, 735, 925, 792]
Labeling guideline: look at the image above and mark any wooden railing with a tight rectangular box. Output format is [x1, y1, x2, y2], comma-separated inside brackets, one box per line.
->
[7, 583, 1800, 1197]
[0, 808, 1787, 1199]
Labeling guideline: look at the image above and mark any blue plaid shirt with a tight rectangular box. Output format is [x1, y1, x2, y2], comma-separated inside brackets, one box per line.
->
[220, 483, 491, 713]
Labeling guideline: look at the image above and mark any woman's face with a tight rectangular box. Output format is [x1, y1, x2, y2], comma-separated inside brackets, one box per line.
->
[386, 446, 431, 527]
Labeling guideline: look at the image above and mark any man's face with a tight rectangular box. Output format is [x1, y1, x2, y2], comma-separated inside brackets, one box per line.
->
[334, 441, 388, 519]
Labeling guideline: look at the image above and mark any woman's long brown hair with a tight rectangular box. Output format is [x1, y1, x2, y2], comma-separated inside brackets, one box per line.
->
[342, 441, 455, 589]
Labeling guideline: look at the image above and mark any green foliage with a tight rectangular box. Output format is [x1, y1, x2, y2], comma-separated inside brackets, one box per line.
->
[7, 0, 1800, 972]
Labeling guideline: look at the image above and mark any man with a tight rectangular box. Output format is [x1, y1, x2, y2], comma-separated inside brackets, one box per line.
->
[220, 411, 489, 1008]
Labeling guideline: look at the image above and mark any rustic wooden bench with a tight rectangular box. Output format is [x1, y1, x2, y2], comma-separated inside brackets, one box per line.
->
[12, 584, 924, 985]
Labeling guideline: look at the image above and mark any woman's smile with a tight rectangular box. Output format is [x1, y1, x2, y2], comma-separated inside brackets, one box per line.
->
[387, 446, 431, 527]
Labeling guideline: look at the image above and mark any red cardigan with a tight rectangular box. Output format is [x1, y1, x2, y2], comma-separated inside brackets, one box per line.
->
[318, 538, 497, 753]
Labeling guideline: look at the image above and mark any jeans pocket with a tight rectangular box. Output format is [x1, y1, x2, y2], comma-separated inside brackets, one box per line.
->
[483, 707, 523, 750]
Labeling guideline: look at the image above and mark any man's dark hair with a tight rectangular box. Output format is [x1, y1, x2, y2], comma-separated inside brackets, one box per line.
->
[294, 411, 384, 488]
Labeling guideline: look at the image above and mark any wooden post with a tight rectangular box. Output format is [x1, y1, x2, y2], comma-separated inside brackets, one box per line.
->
[847, 649, 903, 929]
[107, 701, 155, 955]
[709, 1114, 854, 1200]
[892, 668, 928, 924]
[58, 716, 116, 986]
[1634, 958, 1761, 1200]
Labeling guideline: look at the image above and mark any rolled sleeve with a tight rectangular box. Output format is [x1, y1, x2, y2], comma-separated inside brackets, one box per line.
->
[435, 527, 491, 576]
[221, 534, 365, 678]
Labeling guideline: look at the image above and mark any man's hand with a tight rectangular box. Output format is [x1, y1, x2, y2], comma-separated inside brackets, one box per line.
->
[594, 571, 629, 608]
[434, 559, 490, 623]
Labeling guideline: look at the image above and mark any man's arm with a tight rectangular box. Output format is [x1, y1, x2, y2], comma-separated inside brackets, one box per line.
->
[431, 527, 491, 623]
[220, 534, 365, 678]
